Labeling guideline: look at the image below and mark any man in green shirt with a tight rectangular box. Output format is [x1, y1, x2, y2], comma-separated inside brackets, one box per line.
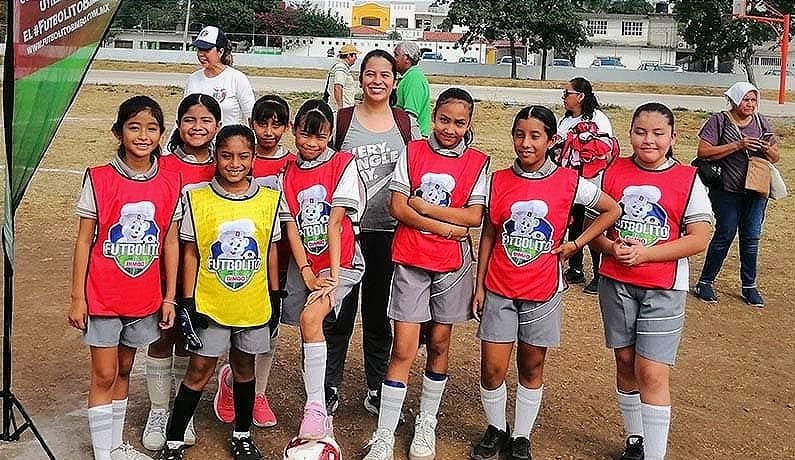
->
[394, 41, 431, 137]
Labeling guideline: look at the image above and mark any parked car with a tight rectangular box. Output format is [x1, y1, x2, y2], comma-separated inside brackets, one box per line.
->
[421, 52, 445, 62]
[498, 55, 524, 65]
[637, 62, 662, 71]
[551, 58, 574, 67]
[764, 68, 794, 76]
[660, 64, 685, 72]
[590, 57, 626, 69]
[458, 56, 479, 64]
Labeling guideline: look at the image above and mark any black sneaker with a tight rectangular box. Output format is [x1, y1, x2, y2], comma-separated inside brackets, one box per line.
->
[326, 386, 340, 415]
[564, 268, 586, 284]
[693, 283, 718, 303]
[158, 445, 186, 460]
[508, 436, 531, 460]
[230, 436, 263, 460]
[742, 287, 765, 307]
[471, 425, 510, 460]
[620, 435, 644, 460]
[583, 276, 600, 295]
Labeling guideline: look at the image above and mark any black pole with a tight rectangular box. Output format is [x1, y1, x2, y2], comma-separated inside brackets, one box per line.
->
[0, 0, 55, 456]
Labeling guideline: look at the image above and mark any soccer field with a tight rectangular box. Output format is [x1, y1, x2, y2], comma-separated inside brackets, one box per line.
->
[1, 83, 793, 459]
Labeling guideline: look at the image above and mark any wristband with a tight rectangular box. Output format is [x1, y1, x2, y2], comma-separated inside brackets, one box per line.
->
[299, 263, 312, 273]
[572, 240, 580, 250]
[162, 299, 178, 306]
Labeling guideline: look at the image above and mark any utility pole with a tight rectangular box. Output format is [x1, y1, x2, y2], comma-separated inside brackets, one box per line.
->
[183, 0, 192, 51]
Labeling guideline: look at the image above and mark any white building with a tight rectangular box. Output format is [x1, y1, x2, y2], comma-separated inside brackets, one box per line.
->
[286, 0, 354, 25]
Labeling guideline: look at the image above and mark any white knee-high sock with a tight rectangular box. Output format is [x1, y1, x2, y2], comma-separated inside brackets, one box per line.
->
[88, 404, 113, 460]
[480, 382, 507, 431]
[111, 399, 127, 450]
[172, 355, 190, 391]
[617, 389, 644, 437]
[513, 384, 543, 439]
[641, 403, 671, 460]
[419, 374, 447, 417]
[255, 341, 277, 395]
[145, 356, 172, 411]
[377, 383, 407, 433]
[303, 342, 327, 405]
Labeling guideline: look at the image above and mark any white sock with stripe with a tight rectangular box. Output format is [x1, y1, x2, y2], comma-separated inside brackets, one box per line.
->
[111, 398, 128, 450]
[480, 382, 507, 431]
[255, 341, 276, 395]
[616, 389, 644, 437]
[641, 403, 671, 460]
[172, 355, 190, 391]
[419, 373, 447, 417]
[88, 404, 114, 460]
[145, 356, 172, 411]
[303, 342, 327, 405]
[513, 384, 543, 439]
[377, 383, 407, 433]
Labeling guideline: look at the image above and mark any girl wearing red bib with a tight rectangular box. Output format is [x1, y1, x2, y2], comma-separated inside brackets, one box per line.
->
[363, 88, 488, 460]
[69, 96, 179, 460]
[143, 93, 221, 451]
[471, 106, 620, 460]
[279, 100, 365, 440]
[590, 103, 712, 460]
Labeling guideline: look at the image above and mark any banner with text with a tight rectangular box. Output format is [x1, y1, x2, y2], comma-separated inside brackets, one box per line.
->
[4, 0, 121, 259]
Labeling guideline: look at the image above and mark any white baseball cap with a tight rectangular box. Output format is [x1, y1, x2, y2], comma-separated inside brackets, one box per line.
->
[192, 26, 228, 50]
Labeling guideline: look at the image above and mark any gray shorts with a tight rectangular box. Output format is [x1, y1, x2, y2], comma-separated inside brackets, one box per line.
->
[190, 319, 271, 358]
[388, 242, 474, 324]
[83, 313, 161, 348]
[281, 243, 365, 326]
[598, 276, 686, 366]
[477, 290, 563, 348]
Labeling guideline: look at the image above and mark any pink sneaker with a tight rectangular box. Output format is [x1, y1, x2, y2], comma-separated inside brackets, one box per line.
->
[252, 393, 277, 428]
[298, 401, 329, 440]
[213, 364, 235, 423]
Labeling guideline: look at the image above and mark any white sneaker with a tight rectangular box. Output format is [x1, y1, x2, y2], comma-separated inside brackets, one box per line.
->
[408, 411, 437, 460]
[110, 442, 154, 460]
[363, 428, 395, 460]
[141, 409, 168, 451]
[183, 417, 196, 446]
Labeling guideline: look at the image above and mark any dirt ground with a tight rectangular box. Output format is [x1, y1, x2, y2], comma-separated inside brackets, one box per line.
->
[0, 84, 793, 459]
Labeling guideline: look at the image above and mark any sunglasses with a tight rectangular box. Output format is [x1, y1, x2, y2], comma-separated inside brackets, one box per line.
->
[562, 90, 582, 97]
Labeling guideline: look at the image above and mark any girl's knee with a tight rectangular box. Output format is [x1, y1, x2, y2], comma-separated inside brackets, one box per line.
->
[91, 367, 117, 391]
[480, 363, 507, 389]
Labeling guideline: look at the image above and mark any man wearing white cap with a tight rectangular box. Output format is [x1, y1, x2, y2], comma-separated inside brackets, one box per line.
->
[184, 26, 255, 126]
[325, 44, 359, 113]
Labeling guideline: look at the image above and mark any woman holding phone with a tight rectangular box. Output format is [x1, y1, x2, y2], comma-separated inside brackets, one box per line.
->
[693, 82, 780, 307]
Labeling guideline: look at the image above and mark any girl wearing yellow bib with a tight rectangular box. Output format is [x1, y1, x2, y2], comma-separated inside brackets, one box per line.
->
[160, 126, 280, 460]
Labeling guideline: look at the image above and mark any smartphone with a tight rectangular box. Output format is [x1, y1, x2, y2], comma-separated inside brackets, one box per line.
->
[760, 132, 775, 143]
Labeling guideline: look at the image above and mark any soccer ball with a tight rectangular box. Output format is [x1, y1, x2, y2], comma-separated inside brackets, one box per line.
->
[283, 436, 342, 460]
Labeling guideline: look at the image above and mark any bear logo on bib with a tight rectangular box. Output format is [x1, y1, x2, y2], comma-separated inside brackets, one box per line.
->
[208, 219, 262, 290]
[501, 200, 554, 267]
[103, 201, 160, 277]
[297, 184, 331, 256]
[616, 185, 670, 246]
[415, 172, 456, 207]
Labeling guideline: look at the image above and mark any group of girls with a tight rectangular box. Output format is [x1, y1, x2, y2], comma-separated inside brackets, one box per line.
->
[69, 50, 712, 460]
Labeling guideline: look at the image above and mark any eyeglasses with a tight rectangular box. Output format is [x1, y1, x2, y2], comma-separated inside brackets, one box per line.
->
[562, 90, 582, 97]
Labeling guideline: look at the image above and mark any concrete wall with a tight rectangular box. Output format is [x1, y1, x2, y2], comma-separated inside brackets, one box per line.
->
[78, 48, 795, 91]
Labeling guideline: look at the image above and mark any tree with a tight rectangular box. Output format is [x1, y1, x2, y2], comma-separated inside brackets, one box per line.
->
[673, 0, 795, 84]
[607, 0, 654, 14]
[113, 0, 184, 30]
[443, 0, 588, 80]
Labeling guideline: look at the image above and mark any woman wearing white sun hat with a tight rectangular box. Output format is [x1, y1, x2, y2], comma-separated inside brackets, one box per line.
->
[184, 25, 255, 127]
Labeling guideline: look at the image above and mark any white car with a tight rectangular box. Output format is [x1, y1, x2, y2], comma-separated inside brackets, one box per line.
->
[498, 56, 524, 65]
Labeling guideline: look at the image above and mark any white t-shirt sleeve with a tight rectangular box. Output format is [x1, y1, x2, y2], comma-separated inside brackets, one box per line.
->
[75, 172, 97, 219]
[389, 150, 411, 196]
[278, 191, 294, 222]
[234, 71, 256, 124]
[574, 177, 601, 208]
[270, 216, 282, 242]
[683, 176, 713, 225]
[466, 162, 489, 206]
[331, 160, 364, 217]
[171, 198, 184, 222]
[179, 201, 196, 242]
[592, 110, 614, 136]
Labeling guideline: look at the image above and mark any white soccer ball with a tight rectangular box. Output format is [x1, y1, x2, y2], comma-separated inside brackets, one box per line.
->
[283, 436, 343, 460]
